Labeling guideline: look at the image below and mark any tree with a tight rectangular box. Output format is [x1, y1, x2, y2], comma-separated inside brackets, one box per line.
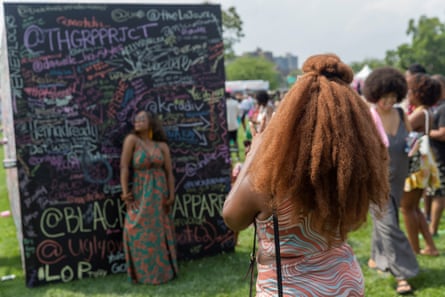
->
[349, 59, 386, 73]
[222, 6, 244, 59]
[285, 69, 303, 88]
[385, 15, 445, 74]
[225, 56, 280, 90]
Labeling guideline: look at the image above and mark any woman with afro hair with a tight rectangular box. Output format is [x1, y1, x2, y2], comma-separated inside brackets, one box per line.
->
[363, 67, 418, 295]
[401, 73, 441, 257]
[223, 54, 390, 297]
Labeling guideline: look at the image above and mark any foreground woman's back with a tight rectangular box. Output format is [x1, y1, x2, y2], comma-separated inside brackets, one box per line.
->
[255, 199, 364, 297]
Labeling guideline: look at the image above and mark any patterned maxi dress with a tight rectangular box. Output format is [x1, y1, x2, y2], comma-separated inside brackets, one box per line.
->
[123, 140, 178, 284]
[255, 199, 364, 297]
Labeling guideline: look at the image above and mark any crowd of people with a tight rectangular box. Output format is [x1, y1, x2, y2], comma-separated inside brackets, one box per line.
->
[363, 64, 445, 294]
[118, 54, 444, 296]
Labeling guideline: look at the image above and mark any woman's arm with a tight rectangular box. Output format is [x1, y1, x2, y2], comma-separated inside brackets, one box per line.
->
[430, 127, 445, 141]
[408, 109, 425, 132]
[430, 109, 445, 141]
[402, 109, 413, 132]
[161, 142, 175, 212]
[120, 135, 136, 204]
[223, 134, 271, 231]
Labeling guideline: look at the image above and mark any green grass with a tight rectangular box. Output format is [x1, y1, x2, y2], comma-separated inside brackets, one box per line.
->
[1, 127, 445, 296]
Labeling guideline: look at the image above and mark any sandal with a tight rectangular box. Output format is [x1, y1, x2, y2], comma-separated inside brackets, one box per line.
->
[420, 248, 440, 257]
[396, 280, 413, 295]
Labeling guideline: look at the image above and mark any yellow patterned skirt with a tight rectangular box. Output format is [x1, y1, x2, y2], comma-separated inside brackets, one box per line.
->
[404, 151, 440, 192]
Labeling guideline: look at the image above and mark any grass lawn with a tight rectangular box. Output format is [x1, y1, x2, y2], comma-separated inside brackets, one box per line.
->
[1, 127, 445, 296]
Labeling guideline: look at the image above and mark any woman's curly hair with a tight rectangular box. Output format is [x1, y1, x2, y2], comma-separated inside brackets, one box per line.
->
[132, 110, 168, 143]
[408, 73, 441, 107]
[363, 67, 407, 103]
[248, 54, 389, 243]
[256, 90, 270, 106]
[432, 74, 445, 99]
[432, 74, 445, 91]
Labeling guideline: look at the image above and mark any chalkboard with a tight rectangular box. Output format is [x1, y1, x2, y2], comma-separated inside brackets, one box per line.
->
[3, 3, 234, 287]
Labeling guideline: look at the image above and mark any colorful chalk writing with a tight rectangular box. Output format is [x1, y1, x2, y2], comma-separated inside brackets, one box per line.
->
[3, 3, 234, 288]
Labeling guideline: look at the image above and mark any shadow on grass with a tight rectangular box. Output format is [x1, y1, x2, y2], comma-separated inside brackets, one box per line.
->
[410, 266, 445, 291]
[0, 255, 22, 270]
[1, 250, 253, 297]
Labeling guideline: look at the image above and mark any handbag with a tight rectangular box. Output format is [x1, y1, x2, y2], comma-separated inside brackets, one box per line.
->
[247, 212, 283, 297]
[419, 110, 433, 156]
[419, 110, 441, 190]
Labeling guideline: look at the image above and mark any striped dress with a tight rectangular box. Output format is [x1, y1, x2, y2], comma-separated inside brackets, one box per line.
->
[255, 199, 364, 297]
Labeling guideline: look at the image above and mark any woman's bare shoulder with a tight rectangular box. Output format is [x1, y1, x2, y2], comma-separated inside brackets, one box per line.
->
[124, 134, 138, 145]
[156, 142, 171, 156]
[157, 141, 169, 150]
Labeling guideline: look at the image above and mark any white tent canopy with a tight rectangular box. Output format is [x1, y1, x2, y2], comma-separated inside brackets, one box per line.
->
[225, 80, 269, 93]
[354, 64, 372, 80]
[352, 65, 372, 94]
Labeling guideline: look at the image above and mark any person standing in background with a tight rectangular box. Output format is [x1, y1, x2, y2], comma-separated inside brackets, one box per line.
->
[405, 63, 427, 78]
[363, 67, 418, 295]
[403, 63, 435, 222]
[403, 63, 427, 114]
[239, 92, 256, 131]
[429, 74, 445, 237]
[225, 91, 241, 160]
[250, 90, 274, 134]
[401, 73, 441, 257]
[120, 110, 178, 284]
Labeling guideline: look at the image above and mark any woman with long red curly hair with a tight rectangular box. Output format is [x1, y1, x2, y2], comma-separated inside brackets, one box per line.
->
[223, 54, 389, 297]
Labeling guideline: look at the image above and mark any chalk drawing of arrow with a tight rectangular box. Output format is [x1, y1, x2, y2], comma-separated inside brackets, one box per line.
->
[176, 116, 210, 146]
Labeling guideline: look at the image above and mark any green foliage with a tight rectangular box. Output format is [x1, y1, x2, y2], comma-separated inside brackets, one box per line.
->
[385, 15, 445, 74]
[349, 58, 387, 73]
[384, 49, 400, 68]
[221, 6, 244, 60]
[288, 68, 303, 77]
[225, 56, 280, 90]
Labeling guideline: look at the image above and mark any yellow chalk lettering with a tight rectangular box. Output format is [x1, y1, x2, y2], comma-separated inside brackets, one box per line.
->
[41, 208, 65, 238]
[93, 201, 107, 231]
[77, 261, 92, 279]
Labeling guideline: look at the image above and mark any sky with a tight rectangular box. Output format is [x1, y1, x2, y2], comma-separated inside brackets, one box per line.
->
[1, 0, 445, 65]
[212, 0, 445, 64]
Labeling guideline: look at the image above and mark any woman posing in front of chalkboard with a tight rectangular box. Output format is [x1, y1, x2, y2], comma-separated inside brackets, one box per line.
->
[120, 110, 178, 284]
